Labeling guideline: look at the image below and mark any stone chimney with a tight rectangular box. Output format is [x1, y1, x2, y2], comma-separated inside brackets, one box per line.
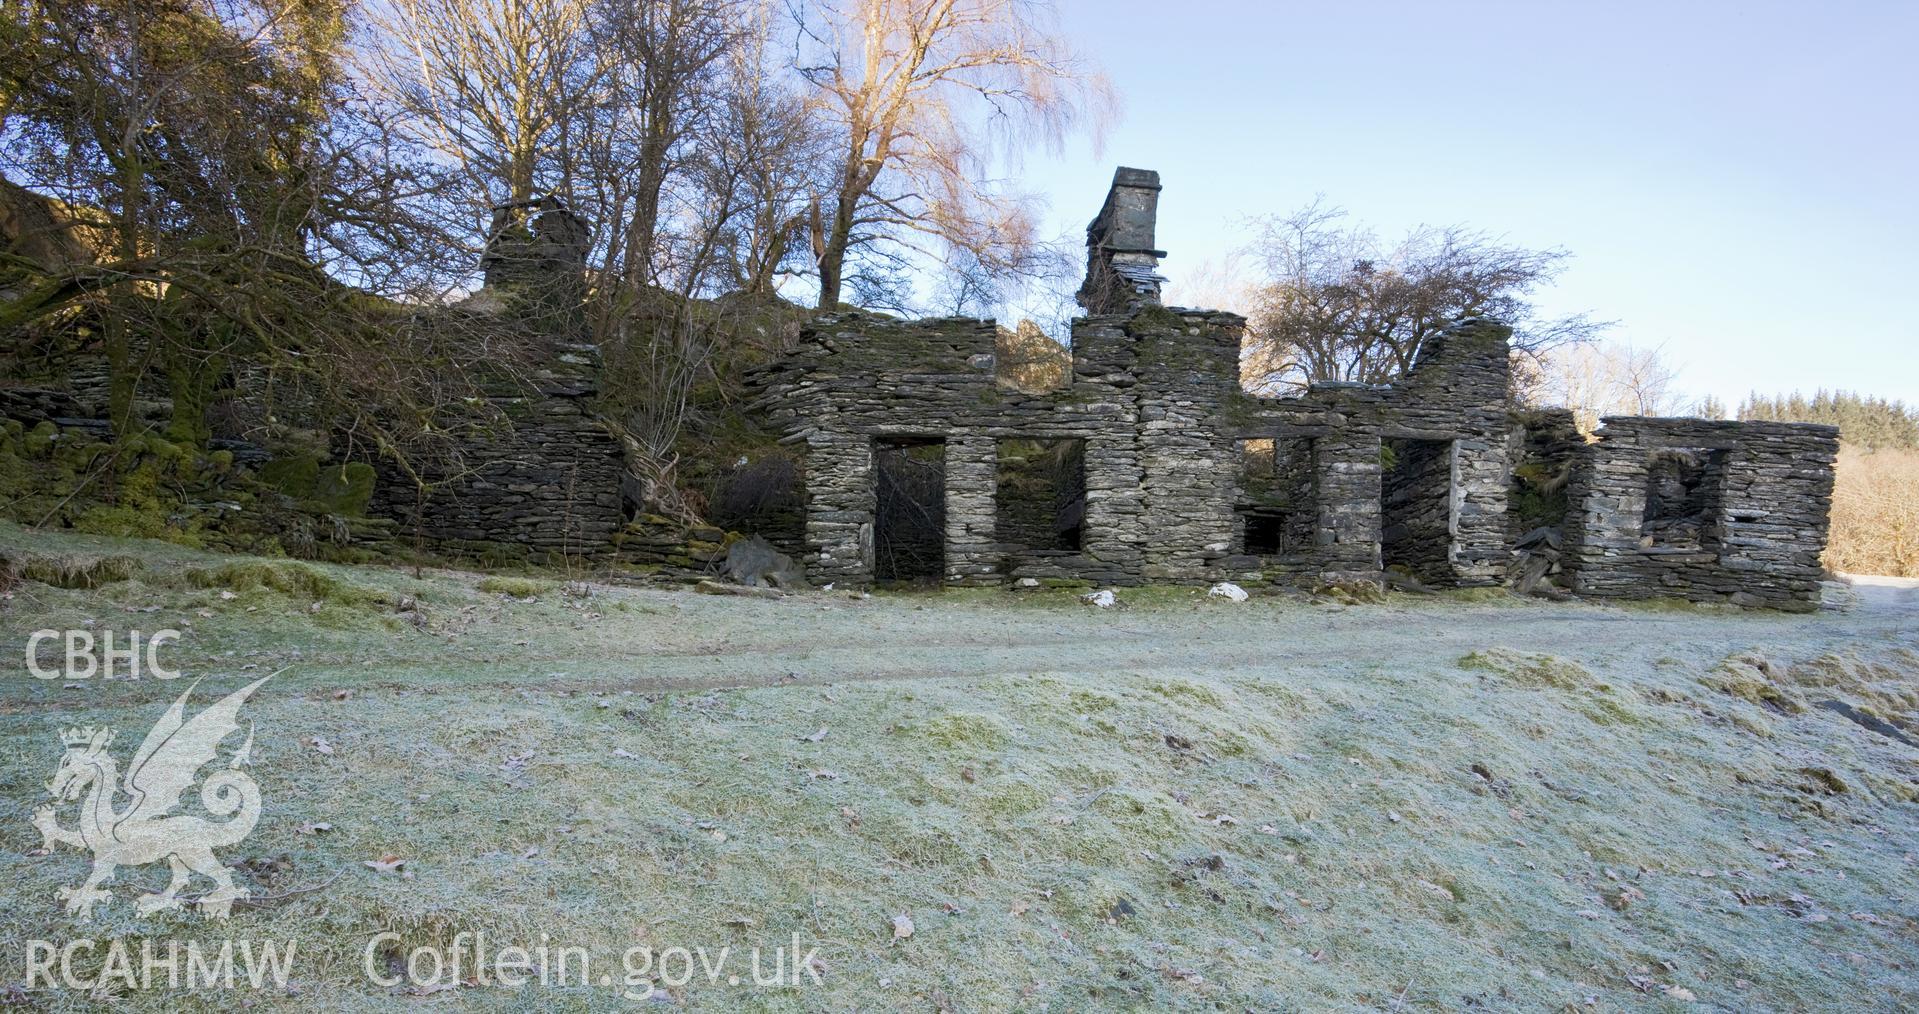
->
[481, 195, 590, 317]
[1075, 167, 1167, 315]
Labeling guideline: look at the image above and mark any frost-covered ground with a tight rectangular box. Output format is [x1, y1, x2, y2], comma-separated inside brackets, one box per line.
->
[1, 523, 1916, 1011]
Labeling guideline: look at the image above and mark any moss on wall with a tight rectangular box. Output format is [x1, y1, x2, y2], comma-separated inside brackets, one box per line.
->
[313, 462, 376, 517]
[260, 455, 321, 499]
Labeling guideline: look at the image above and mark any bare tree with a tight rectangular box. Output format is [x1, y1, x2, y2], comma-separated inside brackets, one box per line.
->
[1241, 200, 1607, 394]
[572, 0, 745, 293]
[1520, 340, 1689, 432]
[1166, 251, 1252, 314]
[714, 19, 830, 297]
[794, 0, 1112, 309]
[358, 0, 602, 214]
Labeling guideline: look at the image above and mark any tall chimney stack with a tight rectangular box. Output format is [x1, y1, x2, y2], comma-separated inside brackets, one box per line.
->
[1075, 167, 1166, 315]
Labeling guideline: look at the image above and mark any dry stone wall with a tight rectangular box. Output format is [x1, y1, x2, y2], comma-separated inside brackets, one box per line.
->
[1562, 417, 1837, 610]
[365, 341, 624, 562]
[744, 305, 1530, 591]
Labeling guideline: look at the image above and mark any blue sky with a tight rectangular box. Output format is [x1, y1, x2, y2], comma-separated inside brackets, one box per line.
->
[1015, 0, 1917, 408]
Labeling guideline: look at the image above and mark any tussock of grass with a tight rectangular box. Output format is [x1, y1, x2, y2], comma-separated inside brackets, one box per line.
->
[1458, 646, 1592, 688]
[1791, 650, 1919, 714]
[184, 560, 370, 605]
[917, 711, 1010, 750]
[7, 551, 144, 589]
[1700, 651, 1808, 714]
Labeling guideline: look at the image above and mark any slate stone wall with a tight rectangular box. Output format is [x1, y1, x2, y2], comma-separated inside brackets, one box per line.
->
[1218, 318, 1517, 588]
[4, 172, 1837, 605]
[742, 310, 1205, 587]
[1562, 417, 1837, 610]
[356, 198, 625, 563]
[365, 341, 624, 561]
[743, 309, 1529, 591]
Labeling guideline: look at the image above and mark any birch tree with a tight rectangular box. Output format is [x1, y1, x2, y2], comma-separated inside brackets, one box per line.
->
[795, 0, 1111, 309]
[358, 0, 601, 211]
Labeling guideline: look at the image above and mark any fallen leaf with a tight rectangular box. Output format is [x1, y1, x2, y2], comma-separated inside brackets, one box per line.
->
[219, 590, 238, 600]
[332, 689, 351, 701]
[612, 748, 639, 759]
[297, 822, 332, 835]
[803, 726, 829, 743]
[309, 737, 334, 756]
[363, 854, 406, 873]
[891, 913, 914, 940]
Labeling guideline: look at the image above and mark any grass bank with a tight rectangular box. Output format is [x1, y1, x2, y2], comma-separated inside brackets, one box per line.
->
[0, 524, 1915, 1010]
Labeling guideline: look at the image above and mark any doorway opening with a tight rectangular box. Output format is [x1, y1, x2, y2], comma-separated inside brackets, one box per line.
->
[874, 438, 947, 583]
[1381, 438, 1457, 582]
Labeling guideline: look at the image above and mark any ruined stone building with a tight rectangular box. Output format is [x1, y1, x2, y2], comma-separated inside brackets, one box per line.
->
[4, 167, 1829, 607]
[740, 168, 1839, 609]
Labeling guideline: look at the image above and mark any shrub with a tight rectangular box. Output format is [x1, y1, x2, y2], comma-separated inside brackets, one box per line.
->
[1826, 446, 1919, 577]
